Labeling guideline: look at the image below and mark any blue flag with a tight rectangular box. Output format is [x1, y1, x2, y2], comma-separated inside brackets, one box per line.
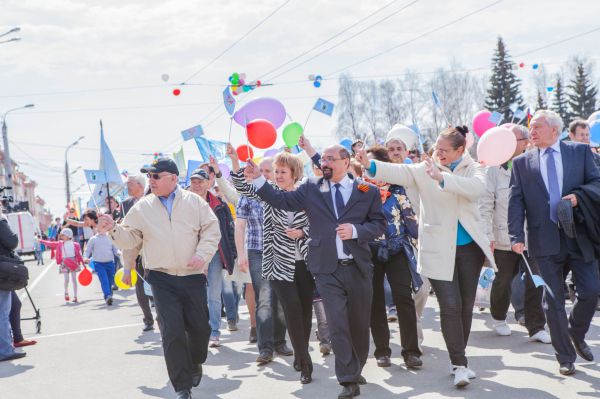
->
[87, 121, 124, 209]
[194, 137, 228, 162]
[181, 124, 204, 141]
[223, 87, 236, 116]
[431, 91, 441, 107]
[488, 111, 503, 125]
[313, 98, 335, 116]
[194, 137, 211, 161]
[513, 108, 526, 120]
[185, 160, 204, 185]
[84, 169, 107, 185]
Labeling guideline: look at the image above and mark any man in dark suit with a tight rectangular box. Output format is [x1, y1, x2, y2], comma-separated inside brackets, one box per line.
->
[509, 110, 600, 376]
[245, 144, 386, 399]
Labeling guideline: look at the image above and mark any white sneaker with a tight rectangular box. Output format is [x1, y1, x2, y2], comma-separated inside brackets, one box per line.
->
[530, 330, 551, 344]
[493, 320, 512, 336]
[453, 366, 470, 387]
[451, 366, 476, 379]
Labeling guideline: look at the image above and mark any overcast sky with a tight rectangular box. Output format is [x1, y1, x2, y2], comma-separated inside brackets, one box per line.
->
[1, 0, 599, 216]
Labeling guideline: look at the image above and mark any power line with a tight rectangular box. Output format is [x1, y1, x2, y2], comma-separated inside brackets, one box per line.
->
[265, 0, 420, 82]
[258, 0, 404, 80]
[328, 0, 505, 76]
[182, 0, 294, 84]
[514, 26, 600, 58]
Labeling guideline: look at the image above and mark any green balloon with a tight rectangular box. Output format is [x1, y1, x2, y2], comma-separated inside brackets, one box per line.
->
[282, 122, 304, 148]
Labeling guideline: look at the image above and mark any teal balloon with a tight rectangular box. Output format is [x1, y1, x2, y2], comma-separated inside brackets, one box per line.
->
[590, 120, 600, 144]
[404, 158, 413, 164]
[282, 122, 304, 148]
[340, 137, 353, 152]
[243, 85, 251, 92]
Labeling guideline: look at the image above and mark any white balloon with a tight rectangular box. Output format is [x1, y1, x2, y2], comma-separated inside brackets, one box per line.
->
[384, 124, 418, 150]
[588, 110, 600, 123]
[161, 73, 170, 82]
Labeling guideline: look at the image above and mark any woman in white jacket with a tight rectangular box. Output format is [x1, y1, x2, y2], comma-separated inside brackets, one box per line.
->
[357, 126, 496, 387]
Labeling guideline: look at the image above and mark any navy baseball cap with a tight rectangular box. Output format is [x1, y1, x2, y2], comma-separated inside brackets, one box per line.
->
[140, 157, 179, 176]
[189, 169, 209, 180]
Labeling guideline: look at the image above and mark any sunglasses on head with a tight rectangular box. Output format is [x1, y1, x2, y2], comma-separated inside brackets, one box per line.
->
[147, 172, 172, 180]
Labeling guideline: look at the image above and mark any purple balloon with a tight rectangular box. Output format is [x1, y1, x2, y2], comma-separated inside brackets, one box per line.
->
[263, 148, 279, 158]
[233, 97, 286, 129]
[218, 163, 231, 179]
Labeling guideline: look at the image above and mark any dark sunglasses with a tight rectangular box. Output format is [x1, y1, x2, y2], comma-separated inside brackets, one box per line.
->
[147, 172, 172, 180]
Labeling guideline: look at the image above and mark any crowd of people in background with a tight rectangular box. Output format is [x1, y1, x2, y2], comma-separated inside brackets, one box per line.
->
[1, 109, 599, 399]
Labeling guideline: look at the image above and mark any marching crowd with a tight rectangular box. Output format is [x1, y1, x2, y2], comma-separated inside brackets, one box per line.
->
[1, 109, 599, 399]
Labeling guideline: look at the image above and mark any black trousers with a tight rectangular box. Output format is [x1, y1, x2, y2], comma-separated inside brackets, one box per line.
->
[371, 251, 420, 358]
[146, 270, 210, 392]
[270, 260, 315, 371]
[535, 232, 600, 364]
[9, 291, 22, 342]
[429, 242, 485, 367]
[490, 250, 545, 335]
[135, 259, 154, 325]
[315, 262, 372, 385]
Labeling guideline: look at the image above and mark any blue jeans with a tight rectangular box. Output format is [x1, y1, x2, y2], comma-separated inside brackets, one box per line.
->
[35, 250, 43, 265]
[94, 261, 116, 300]
[0, 289, 15, 359]
[222, 278, 240, 322]
[207, 254, 225, 338]
[247, 249, 287, 353]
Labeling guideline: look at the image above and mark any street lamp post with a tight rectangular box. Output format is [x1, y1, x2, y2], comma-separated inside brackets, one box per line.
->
[65, 136, 84, 206]
[1, 104, 34, 200]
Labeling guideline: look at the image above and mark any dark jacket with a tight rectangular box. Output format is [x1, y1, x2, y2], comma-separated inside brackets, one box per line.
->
[572, 182, 600, 257]
[206, 191, 237, 274]
[509, 141, 600, 261]
[255, 175, 386, 277]
[0, 217, 19, 259]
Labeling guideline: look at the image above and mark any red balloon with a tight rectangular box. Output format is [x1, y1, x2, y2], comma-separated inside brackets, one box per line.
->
[236, 145, 254, 161]
[519, 62, 525, 68]
[246, 119, 277, 149]
[173, 88, 181, 96]
[78, 267, 92, 286]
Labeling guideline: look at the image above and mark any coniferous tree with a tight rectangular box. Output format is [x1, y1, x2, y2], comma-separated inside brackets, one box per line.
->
[536, 90, 547, 110]
[551, 75, 570, 129]
[485, 37, 524, 121]
[567, 60, 598, 119]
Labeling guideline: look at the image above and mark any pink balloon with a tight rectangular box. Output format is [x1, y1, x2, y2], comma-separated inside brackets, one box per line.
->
[465, 132, 475, 149]
[472, 110, 496, 137]
[218, 163, 231, 179]
[477, 126, 517, 166]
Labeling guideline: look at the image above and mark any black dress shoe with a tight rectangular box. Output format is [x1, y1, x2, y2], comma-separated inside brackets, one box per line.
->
[338, 383, 360, 399]
[559, 362, 576, 375]
[142, 322, 155, 332]
[357, 375, 366, 385]
[175, 389, 192, 399]
[404, 354, 423, 369]
[300, 364, 313, 384]
[256, 351, 273, 365]
[275, 343, 293, 356]
[572, 338, 594, 361]
[0, 352, 26, 362]
[376, 356, 391, 367]
[192, 364, 202, 387]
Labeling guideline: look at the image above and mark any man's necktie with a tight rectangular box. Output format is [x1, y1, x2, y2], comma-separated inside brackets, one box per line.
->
[545, 148, 560, 224]
[334, 183, 351, 256]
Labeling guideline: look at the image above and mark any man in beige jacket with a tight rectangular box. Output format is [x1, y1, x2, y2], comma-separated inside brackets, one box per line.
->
[98, 158, 221, 399]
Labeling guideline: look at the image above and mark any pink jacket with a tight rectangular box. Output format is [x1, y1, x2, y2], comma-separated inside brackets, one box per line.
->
[40, 240, 84, 266]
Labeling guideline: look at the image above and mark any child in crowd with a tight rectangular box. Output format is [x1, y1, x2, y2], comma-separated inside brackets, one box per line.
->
[33, 233, 44, 266]
[40, 229, 85, 303]
[84, 230, 120, 305]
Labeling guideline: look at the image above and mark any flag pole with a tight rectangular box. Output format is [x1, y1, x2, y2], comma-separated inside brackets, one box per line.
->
[100, 119, 112, 215]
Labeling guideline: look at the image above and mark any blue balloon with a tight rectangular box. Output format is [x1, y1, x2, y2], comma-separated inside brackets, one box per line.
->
[313, 81, 321, 88]
[404, 158, 413, 164]
[339, 138, 353, 152]
[590, 121, 600, 144]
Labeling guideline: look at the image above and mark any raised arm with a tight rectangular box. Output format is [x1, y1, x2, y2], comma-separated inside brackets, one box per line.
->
[230, 169, 260, 200]
[356, 149, 417, 188]
[210, 154, 241, 206]
[440, 164, 486, 201]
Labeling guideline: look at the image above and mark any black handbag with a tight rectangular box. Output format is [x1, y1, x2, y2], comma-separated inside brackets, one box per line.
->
[0, 254, 28, 291]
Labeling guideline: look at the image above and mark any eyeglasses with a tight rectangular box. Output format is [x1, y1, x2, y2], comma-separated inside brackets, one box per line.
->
[147, 172, 172, 180]
[319, 156, 347, 165]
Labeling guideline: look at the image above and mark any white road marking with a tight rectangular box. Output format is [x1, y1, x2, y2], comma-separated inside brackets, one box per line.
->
[19, 261, 55, 301]
[32, 323, 144, 339]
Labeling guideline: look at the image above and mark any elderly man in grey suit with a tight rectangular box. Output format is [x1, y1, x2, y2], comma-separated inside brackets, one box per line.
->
[509, 110, 600, 376]
[244, 145, 386, 399]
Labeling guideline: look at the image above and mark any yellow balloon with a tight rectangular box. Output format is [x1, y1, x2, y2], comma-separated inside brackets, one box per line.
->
[114, 268, 137, 290]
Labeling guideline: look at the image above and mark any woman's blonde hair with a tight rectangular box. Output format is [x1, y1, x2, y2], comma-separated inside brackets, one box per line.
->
[274, 152, 304, 182]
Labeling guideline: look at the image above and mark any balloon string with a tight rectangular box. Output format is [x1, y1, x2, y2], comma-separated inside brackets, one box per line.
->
[227, 117, 233, 143]
[286, 112, 294, 122]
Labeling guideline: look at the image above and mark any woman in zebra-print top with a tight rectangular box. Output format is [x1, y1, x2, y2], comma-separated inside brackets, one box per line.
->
[231, 151, 315, 385]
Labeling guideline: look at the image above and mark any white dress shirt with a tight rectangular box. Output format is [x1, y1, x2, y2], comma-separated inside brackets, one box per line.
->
[252, 174, 358, 260]
[539, 139, 563, 195]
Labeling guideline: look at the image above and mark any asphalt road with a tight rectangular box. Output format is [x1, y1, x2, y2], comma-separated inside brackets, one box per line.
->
[1, 252, 599, 398]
